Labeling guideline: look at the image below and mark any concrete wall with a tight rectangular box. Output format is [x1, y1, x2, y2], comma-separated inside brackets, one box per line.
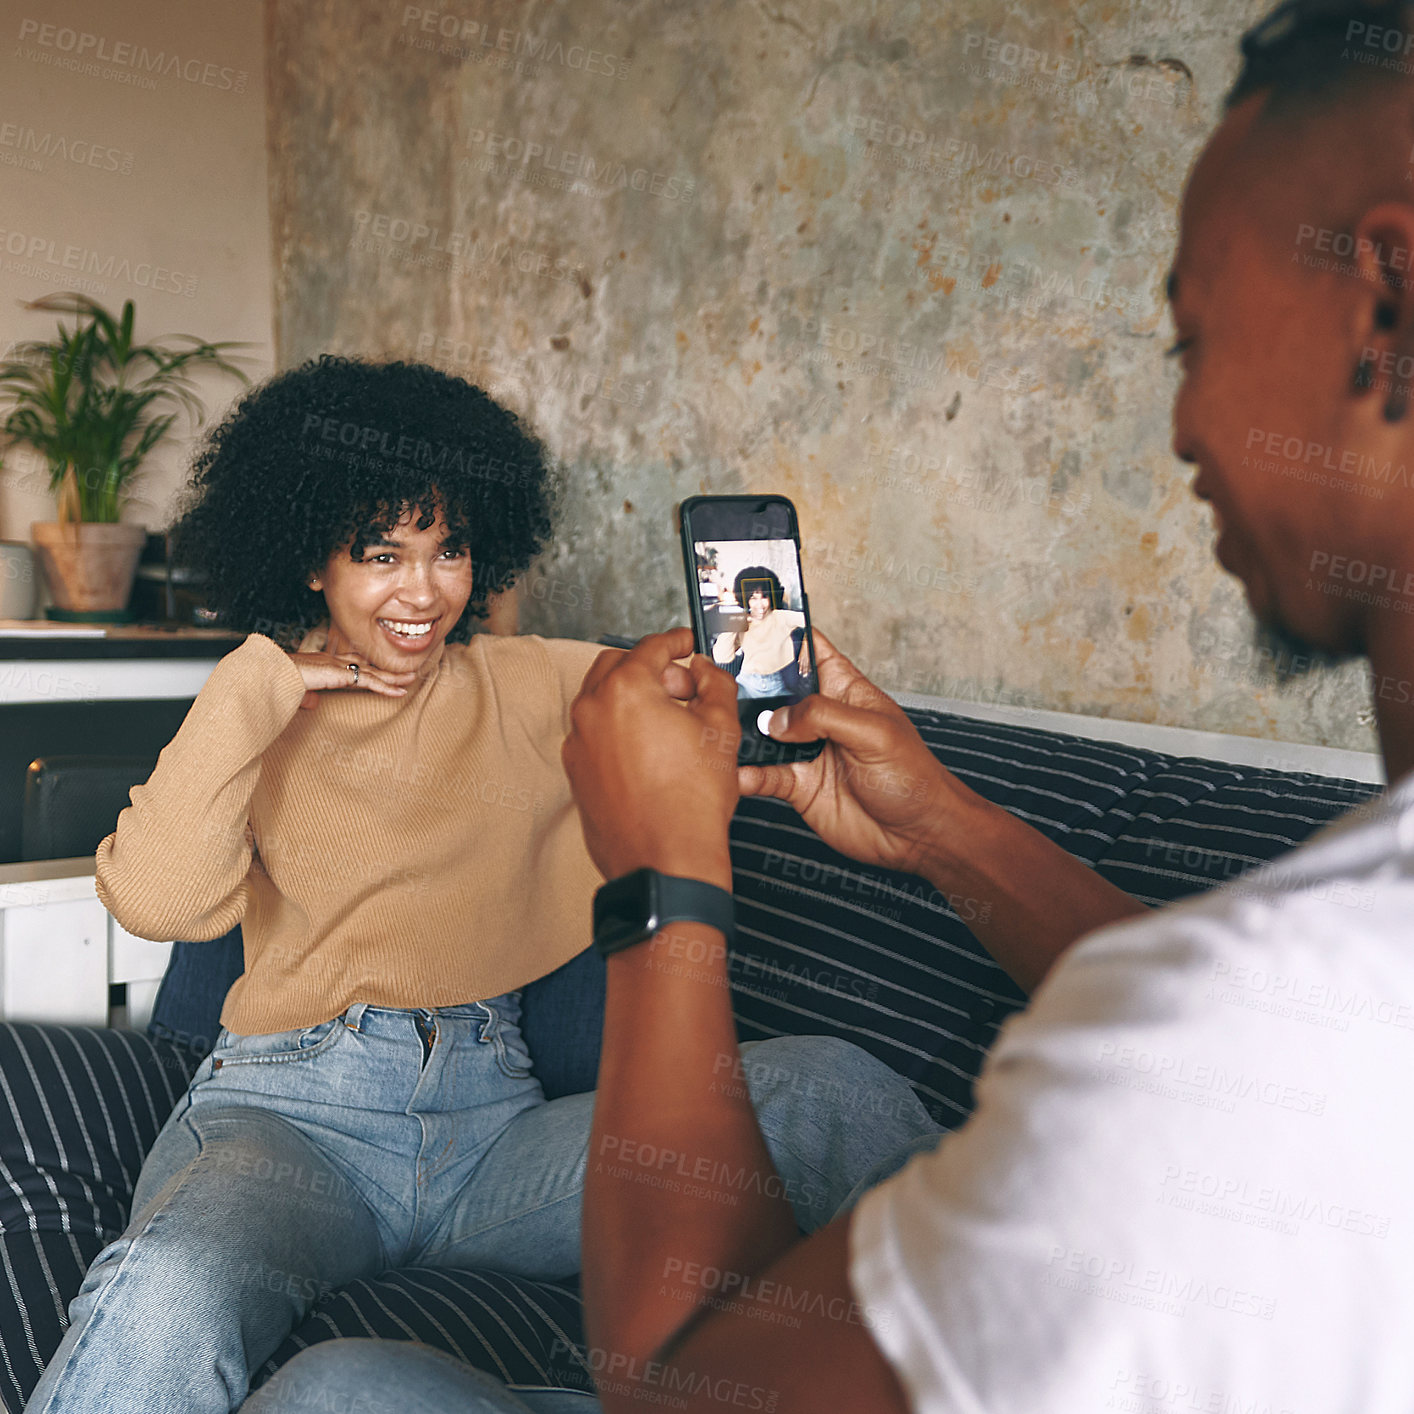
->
[0, 1, 274, 569]
[265, 0, 1378, 753]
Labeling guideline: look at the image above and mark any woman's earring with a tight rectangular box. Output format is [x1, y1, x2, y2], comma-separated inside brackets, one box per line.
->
[1353, 351, 1378, 391]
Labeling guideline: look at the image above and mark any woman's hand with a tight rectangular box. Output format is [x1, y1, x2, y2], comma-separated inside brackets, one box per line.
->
[739, 629, 980, 879]
[288, 625, 416, 709]
[563, 627, 738, 889]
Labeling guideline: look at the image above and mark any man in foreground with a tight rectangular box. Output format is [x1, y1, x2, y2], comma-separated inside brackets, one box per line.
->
[245, 2, 1414, 1409]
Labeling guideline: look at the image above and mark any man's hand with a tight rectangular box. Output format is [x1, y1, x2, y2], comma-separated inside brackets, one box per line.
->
[563, 627, 739, 889]
[739, 629, 976, 878]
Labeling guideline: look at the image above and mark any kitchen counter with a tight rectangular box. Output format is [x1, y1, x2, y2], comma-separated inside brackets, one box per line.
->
[0, 621, 244, 703]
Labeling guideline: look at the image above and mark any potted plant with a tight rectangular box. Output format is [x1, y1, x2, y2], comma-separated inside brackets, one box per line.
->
[0, 292, 249, 618]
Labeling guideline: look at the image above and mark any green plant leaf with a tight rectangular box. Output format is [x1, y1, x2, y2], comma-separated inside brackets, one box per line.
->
[0, 291, 251, 523]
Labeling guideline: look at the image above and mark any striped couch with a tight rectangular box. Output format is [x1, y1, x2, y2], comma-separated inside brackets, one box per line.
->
[0, 702, 1380, 1410]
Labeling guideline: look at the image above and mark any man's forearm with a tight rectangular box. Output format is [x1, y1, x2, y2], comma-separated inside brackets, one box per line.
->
[583, 915, 800, 1393]
[922, 789, 1150, 994]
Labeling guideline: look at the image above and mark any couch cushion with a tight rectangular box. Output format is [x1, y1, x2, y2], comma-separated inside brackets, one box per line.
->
[146, 928, 244, 1057]
[0, 1024, 202, 1412]
[255, 1269, 591, 1394]
[723, 707, 1380, 1127]
[517, 946, 607, 1100]
[1088, 760, 1380, 903]
[148, 930, 609, 1103]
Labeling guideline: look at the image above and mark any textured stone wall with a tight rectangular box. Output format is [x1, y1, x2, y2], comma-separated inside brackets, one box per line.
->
[266, 0, 1377, 751]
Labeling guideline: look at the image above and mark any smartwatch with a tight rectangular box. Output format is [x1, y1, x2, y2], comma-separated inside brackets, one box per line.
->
[592, 868, 735, 957]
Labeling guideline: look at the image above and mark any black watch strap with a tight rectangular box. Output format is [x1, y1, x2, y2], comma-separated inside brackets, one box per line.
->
[592, 868, 735, 957]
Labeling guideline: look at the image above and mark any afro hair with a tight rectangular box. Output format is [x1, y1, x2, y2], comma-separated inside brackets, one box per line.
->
[168, 355, 556, 648]
[733, 565, 786, 611]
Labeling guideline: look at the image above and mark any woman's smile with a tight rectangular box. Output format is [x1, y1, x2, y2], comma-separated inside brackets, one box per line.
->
[376, 614, 442, 651]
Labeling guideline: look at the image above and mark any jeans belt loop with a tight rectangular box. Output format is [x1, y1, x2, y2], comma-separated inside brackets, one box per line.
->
[475, 999, 496, 1044]
[343, 1002, 367, 1032]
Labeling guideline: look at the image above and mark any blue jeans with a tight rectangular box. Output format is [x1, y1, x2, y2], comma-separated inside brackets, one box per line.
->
[242, 1129, 949, 1414]
[26, 994, 940, 1413]
[737, 669, 788, 699]
[243, 1341, 601, 1413]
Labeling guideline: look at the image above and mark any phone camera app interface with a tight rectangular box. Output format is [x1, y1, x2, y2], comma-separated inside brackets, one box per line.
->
[694, 539, 815, 721]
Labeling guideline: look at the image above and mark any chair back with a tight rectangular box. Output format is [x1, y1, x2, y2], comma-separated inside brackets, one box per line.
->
[22, 755, 158, 862]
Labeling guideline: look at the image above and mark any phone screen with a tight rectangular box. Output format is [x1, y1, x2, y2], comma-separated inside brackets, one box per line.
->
[692, 536, 817, 732]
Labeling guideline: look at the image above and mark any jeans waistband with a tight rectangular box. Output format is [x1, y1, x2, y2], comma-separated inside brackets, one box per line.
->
[342, 992, 521, 1034]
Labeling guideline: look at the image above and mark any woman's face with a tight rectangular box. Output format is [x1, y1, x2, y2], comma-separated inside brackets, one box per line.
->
[747, 588, 772, 620]
[310, 505, 473, 671]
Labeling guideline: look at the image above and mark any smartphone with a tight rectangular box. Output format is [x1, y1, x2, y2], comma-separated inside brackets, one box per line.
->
[678, 494, 825, 766]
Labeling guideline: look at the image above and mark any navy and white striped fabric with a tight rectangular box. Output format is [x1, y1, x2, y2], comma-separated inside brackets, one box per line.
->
[728, 708, 1377, 1126]
[254, 1269, 594, 1395]
[0, 706, 1379, 1409]
[0, 1026, 193, 1412]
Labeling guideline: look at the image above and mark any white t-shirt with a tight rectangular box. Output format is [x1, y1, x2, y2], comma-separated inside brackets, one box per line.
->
[850, 768, 1414, 1414]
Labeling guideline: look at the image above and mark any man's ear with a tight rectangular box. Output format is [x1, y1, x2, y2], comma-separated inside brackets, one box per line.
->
[1351, 202, 1414, 422]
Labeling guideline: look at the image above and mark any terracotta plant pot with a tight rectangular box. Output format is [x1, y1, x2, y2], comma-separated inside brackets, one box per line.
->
[30, 521, 148, 613]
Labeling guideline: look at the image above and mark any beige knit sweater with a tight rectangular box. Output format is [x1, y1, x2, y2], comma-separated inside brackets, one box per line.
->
[94, 627, 610, 1034]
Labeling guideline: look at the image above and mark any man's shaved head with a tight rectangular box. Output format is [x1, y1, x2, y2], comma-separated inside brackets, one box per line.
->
[1227, 0, 1414, 116]
[1165, 0, 1414, 708]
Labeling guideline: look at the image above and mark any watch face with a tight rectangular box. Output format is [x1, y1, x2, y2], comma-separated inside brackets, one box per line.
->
[594, 869, 660, 951]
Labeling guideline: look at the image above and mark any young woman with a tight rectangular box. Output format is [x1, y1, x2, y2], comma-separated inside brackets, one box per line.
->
[712, 565, 813, 699]
[27, 356, 937, 1414]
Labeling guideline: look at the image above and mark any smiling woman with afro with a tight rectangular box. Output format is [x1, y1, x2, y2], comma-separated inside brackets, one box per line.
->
[29, 350, 916, 1414]
[168, 353, 556, 648]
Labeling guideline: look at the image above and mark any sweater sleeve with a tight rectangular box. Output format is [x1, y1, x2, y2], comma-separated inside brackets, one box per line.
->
[539, 637, 619, 733]
[94, 633, 310, 942]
